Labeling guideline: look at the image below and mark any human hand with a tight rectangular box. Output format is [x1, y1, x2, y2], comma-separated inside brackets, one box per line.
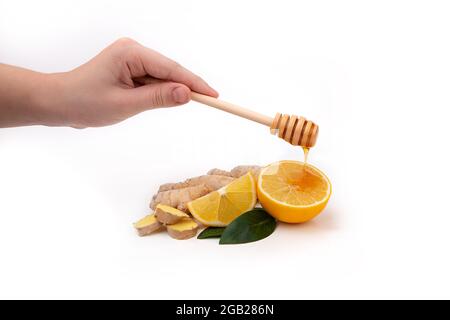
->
[32, 38, 218, 128]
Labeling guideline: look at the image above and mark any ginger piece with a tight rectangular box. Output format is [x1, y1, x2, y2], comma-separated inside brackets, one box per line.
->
[155, 204, 189, 225]
[207, 168, 234, 177]
[208, 165, 262, 179]
[133, 214, 162, 237]
[158, 175, 234, 192]
[230, 165, 261, 178]
[150, 184, 210, 212]
[167, 218, 199, 240]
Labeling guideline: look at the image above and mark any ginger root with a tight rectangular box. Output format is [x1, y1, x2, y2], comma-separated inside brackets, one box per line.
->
[149, 165, 261, 213]
[133, 214, 162, 237]
[136, 165, 262, 240]
[158, 175, 234, 192]
[208, 165, 261, 179]
[230, 165, 261, 179]
[167, 218, 199, 240]
[150, 175, 234, 212]
[205, 168, 233, 177]
[150, 184, 210, 212]
[155, 204, 189, 225]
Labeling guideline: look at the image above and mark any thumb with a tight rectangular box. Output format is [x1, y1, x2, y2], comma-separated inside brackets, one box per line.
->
[127, 82, 191, 110]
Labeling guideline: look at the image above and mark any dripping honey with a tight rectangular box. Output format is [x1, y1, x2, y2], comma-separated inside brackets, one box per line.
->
[302, 147, 310, 166]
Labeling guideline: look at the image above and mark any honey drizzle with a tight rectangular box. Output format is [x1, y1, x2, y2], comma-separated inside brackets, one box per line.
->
[302, 147, 310, 167]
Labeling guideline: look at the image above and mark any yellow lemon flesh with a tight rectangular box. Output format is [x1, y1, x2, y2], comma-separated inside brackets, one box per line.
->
[257, 160, 331, 223]
[187, 172, 257, 227]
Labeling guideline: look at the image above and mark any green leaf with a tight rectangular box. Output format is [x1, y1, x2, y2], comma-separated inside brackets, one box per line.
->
[197, 227, 225, 239]
[219, 208, 276, 245]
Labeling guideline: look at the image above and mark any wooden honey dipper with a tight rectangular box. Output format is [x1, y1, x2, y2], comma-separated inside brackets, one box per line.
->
[191, 92, 319, 148]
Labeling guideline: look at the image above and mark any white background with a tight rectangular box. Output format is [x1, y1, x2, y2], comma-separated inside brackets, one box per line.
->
[1, 0, 449, 299]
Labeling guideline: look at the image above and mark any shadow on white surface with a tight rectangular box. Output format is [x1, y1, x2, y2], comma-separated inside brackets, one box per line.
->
[277, 208, 339, 234]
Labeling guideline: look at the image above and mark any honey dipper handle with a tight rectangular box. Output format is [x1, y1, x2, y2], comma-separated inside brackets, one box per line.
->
[191, 92, 273, 127]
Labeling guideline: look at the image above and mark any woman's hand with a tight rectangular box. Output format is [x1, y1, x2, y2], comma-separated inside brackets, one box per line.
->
[0, 38, 218, 128]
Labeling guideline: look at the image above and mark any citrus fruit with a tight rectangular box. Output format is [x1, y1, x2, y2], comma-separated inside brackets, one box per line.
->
[257, 160, 331, 223]
[187, 172, 257, 227]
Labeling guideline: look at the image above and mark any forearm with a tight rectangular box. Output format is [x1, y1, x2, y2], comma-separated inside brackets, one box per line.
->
[0, 64, 66, 127]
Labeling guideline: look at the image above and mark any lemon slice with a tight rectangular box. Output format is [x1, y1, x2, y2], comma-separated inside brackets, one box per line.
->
[257, 160, 331, 223]
[187, 172, 257, 227]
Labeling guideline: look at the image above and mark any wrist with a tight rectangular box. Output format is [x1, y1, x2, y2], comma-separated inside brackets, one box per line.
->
[32, 72, 71, 127]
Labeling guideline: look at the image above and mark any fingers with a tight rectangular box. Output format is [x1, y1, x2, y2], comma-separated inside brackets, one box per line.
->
[133, 76, 164, 86]
[123, 82, 191, 111]
[136, 46, 219, 98]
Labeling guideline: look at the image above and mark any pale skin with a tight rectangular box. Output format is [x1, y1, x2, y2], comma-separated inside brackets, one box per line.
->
[0, 38, 218, 128]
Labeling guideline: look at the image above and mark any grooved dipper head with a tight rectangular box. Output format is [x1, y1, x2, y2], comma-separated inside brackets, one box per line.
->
[270, 113, 319, 148]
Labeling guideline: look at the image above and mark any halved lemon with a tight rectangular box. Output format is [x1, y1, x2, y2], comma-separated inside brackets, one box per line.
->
[257, 160, 331, 223]
[187, 172, 257, 227]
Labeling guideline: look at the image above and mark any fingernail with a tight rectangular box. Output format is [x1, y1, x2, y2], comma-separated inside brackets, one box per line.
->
[172, 87, 189, 104]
